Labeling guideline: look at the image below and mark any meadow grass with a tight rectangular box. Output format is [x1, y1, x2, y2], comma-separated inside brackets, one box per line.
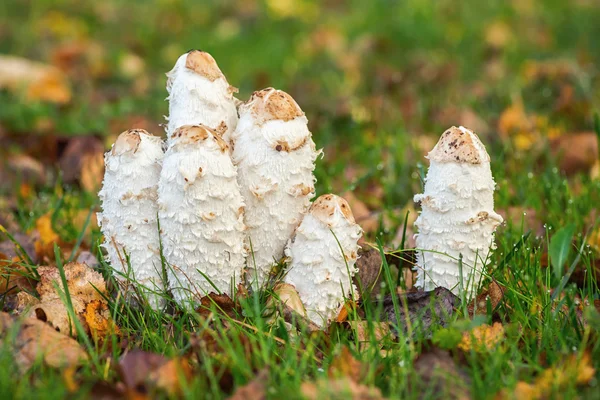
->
[0, 0, 599, 398]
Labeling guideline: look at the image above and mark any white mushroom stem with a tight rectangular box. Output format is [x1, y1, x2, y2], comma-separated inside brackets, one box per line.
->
[158, 125, 246, 305]
[231, 88, 319, 289]
[97, 129, 165, 309]
[414, 126, 503, 297]
[284, 194, 362, 329]
[166, 50, 239, 144]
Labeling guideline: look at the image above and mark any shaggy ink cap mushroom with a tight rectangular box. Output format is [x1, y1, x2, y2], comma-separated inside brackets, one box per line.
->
[231, 88, 319, 289]
[283, 194, 362, 329]
[98, 129, 166, 309]
[414, 126, 503, 297]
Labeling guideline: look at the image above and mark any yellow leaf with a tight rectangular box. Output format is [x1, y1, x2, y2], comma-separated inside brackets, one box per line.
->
[0, 55, 71, 104]
[33, 213, 60, 260]
[458, 322, 504, 352]
[498, 353, 596, 399]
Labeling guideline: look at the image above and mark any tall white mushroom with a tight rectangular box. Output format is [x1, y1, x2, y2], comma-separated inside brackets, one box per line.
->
[158, 124, 246, 305]
[166, 50, 239, 144]
[284, 194, 362, 329]
[97, 129, 165, 309]
[231, 88, 319, 289]
[414, 126, 503, 297]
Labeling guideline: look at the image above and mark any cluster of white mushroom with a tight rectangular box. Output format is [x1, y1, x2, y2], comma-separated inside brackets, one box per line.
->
[98, 50, 503, 328]
[98, 50, 362, 328]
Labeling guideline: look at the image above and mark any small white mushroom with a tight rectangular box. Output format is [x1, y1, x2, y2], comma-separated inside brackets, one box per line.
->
[97, 129, 165, 309]
[284, 194, 363, 329]
[166, 50, 239, 144]
[231, 88, 319, 289]
[414, 126, 503, 297]
[158, 124, 246, 305]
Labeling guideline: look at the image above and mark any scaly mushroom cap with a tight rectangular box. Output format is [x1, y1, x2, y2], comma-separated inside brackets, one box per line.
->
[240, 88, 304, 124]
[428, 126, 490, 164]
[170, 124, 228, 153]
[184, 50, 225, 82]
[309, 194, 356, 226]
[165, 51, 239, 143]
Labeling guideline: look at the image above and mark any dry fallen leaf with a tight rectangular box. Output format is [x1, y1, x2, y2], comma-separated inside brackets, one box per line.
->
[58, 136, 106, 191]
[458, 322, 505, 352]
[84, 300, 120, 344]
[301, 377, 384, 400]
[118, 350, 192, 397]
[467, 279, 505, 316]
[378, 287, 459, 339]
[28, 262, 111, 338]
[228, 368, 268, 400]
[343, 321, 391, 353]
[0, 311, 88, 371]
[0, 55, 71, 104]
[550, 132, 598, 175]
[353, 247, 382, 297]
[414, 347, 472, 400]
[328, 346, 368, 383]
[32, 213, 61, 262]
[497, 352, 595, 400]
[342, 191, 378, 234]
[198, 292, 238, 319]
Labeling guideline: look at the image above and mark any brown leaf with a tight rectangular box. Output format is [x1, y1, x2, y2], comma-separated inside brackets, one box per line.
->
[343, 320, 391, 352]
[353, 247, 382, 297]
[0, 55, 71, 104]
[228, 368, 268, 400]
[30, 262, 109, 337]
[378, 287, 459, 338]
[118, 350, 192, 397]
[5, 154, 47, 186]
[328, 346, 368, 383]
[467, 279, 505, 316]
[414, 347, 471, 400]
[198, 292, 238, 319]
[301, 377, 384, 400]
[0, 311, 88, 371]
[341, 191, 378, 234]
[550, 132, 598, 175]
[58, 136, 106, 190]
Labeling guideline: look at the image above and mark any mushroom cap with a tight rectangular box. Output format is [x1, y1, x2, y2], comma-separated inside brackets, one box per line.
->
[428, 126, 490, 164]
[111, 129, 162, 156]
[240, 88, 304, 124]
[309, 194, 356, 225]
[170, 124, 228, 152]
[184, 50, 225, 82]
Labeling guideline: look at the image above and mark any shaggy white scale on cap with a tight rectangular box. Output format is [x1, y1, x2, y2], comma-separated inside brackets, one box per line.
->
[284, 194, 362, 328]
[158, 125, 246, 305]
[166, 50, 239, 144]
[414, 126, 503, 296]
[231, 88, 319, 289]
[97, 129, 165, 309]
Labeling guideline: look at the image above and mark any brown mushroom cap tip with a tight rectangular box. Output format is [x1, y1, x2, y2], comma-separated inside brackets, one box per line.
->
[243, 88, 304, 122]
[185, 50, 225, 82]
[428, 126, 490, 164]
[171, 124, 229, 152]
[310, 194, 356, 224]
[112, 129, 148, 155]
